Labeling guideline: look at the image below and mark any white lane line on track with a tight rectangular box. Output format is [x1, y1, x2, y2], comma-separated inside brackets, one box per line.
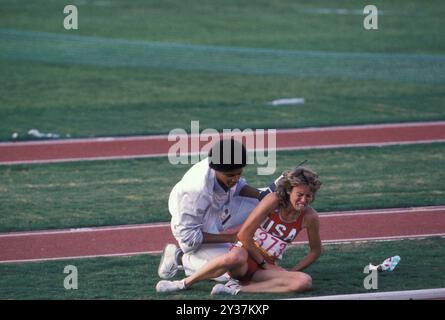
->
[292, 233, 445, 245]
[2, 233, 444, 264]
[319, 205, 445, 217]
[0, 222, 171, 237]
[1, 206, 444, 237]
[0, 251, 154, 264]
[272, 139, 445, 151]
[1, 206, 444, 238]
[2, 138, 445, 166]
[1, 121, 445, 147]
[2, 139, 445, 166]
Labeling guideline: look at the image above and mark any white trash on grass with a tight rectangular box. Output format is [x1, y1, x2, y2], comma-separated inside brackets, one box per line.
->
[368, 255, 401, 272]
[269, 97, 305, 106]
[28, 129, 61, 139]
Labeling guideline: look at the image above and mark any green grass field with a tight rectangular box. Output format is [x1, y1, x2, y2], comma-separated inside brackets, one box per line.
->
[1, 0, 444, 140]
[1, 0, 444, 53]
[1, 0, 444, 300]
[1, 238, 444, 300]
[1, 143, 444, 232]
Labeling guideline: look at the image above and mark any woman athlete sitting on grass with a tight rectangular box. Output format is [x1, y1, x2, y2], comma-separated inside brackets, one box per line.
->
[156, 166, 322, 296]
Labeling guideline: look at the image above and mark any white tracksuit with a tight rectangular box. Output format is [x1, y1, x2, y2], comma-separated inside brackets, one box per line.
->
[168, 157, 258, 277]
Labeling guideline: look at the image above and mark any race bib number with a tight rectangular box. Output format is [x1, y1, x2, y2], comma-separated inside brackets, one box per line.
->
[253, 229, 288, 260]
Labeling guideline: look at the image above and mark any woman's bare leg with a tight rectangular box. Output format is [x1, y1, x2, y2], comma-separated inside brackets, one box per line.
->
[183, 247, 248, 287]
[239, 269, 312, 293]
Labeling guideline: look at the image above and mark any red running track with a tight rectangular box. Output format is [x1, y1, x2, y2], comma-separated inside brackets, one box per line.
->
[1, 122, 444, 264]
[1, 121, 445, 165]
[1, 206, 444, 263]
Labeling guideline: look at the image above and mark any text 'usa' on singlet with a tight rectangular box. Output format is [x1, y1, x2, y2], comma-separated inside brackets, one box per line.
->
[253, 207, 305, 261]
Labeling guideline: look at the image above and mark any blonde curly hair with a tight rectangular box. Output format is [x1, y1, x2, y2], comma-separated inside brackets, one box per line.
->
[276, 167, 322, 210]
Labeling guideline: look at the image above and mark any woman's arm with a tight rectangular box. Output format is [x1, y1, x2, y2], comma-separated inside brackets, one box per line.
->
[291, 211, 322, 271]
[237, 192, 279, 266]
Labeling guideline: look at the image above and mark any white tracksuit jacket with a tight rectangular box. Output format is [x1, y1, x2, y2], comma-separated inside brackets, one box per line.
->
[168, 157, 250, 253]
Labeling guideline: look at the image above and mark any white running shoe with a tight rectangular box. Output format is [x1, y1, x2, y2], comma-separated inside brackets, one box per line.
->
[158, 244, 179, 279]
[210, 279, 241, 296]
[156, 279, 186, 293]
[378, 255, 401, 272]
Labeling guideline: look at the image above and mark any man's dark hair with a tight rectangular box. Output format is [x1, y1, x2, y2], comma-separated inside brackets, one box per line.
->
[208, 138, 247, 172]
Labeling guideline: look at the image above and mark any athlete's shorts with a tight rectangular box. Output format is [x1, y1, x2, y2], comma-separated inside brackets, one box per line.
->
[227, 244, 275, 284]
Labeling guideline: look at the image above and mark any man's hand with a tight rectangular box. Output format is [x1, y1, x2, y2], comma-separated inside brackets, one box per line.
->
[239, 185, 262, 199]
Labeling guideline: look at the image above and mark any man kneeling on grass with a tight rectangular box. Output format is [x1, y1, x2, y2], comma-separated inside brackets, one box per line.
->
[156, 167, 322, 296]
